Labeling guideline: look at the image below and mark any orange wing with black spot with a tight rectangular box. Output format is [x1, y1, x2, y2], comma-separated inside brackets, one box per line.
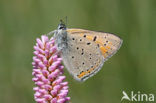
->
[61, 28, 122, 81]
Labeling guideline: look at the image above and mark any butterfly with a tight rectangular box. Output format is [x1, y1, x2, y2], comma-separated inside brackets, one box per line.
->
[48, 20, 123, 82]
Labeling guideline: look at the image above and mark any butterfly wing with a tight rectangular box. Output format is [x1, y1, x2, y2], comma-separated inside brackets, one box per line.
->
[61, 28, 122, 81]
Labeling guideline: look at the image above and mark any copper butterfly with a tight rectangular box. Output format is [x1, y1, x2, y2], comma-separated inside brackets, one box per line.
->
[48, 21, 123, 82]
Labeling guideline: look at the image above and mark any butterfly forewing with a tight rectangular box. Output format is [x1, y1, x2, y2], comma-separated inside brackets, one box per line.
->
[67, 29, 122, 60]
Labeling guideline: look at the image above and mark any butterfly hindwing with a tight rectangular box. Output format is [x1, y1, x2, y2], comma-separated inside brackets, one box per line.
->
[60, 28, 122, 81]
[61, 29, 104, 81]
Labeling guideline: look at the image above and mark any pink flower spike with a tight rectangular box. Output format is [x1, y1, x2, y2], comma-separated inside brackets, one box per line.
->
[41, 35, 49, 44]
[33, 69, 41, 74]
[35, 98, 45, 103]
[36, 38, 44, 49]
[34, 92, 42, 98]
[45, 42, 50, 50]
[50, 98, 57, 103]
[44, 84, 52, 91]
[32, 77, 38, 82]
[53, 85, 61, 91]
[52, 55, 58, 61]
[60, 82, 68, 86]
[50, 46, 57, 54]
[38, 89, 47, 94]
[58, 92, 68, 98]
[42, 70, 49, 77]
[57, 58, 63, 61]
[66, 97, 71, 101]
[44, 95, 52, 100]
[33, 87, 39, 91]
[48, 65, 56, 71]
[57, 98, 66, 103]
[34, 51, 39, 56]
[62, 86, 69, 90]
[51, 89, 57, 96]
[32, 35, 70, 103]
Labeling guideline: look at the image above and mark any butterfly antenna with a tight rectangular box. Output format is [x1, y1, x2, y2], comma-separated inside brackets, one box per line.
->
[60, 19, 65, 25]
[65, 16, 68, 27]
[47, 18, 67, 36]
[60, 16, 67, 27]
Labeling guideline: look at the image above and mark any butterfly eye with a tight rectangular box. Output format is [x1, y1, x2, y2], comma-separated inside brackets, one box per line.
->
[59, 26, 64, 29]
[58, 24, 66, 30]
[58, 20, 66, 30]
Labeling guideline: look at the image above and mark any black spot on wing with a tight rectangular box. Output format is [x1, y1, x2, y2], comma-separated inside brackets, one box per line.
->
[87, 42, 91, 45]
[93, 36, 97, 41]
[97, 44, 100, 47]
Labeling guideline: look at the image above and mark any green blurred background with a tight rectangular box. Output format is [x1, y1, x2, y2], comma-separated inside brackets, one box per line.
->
[0, 0, 156, 103]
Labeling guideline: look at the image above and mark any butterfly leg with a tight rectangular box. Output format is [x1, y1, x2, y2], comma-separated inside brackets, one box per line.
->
[47, 30, 57, 36]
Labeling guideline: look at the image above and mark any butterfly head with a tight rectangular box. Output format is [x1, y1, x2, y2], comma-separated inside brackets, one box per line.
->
[58, 20, 66, 30]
